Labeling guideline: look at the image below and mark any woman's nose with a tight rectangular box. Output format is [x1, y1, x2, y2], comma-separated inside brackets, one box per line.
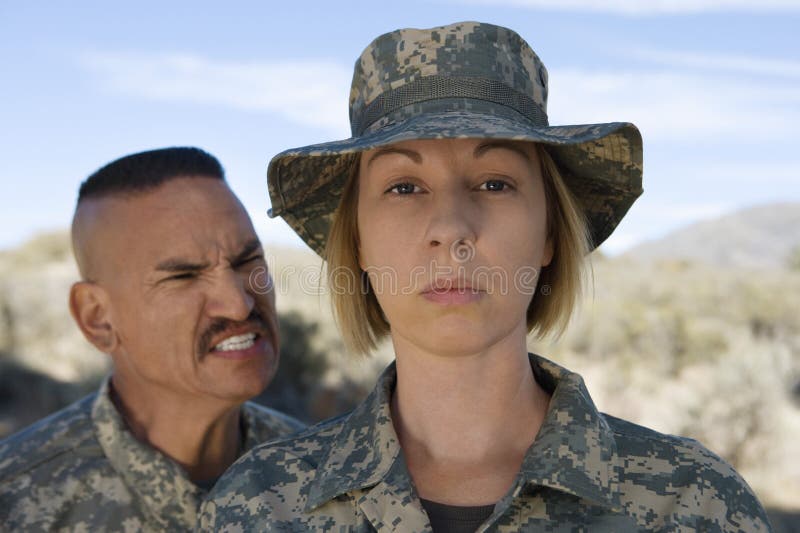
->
[423, 192, 477, 252]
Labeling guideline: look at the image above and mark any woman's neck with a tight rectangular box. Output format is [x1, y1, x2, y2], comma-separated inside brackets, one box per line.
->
[390, 329, 551, 505]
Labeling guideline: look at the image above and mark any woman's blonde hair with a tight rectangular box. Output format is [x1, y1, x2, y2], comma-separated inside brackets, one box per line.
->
[324, 144, 591, 355]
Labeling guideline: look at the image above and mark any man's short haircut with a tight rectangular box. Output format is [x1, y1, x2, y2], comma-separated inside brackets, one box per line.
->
[77, 147, 225, 203]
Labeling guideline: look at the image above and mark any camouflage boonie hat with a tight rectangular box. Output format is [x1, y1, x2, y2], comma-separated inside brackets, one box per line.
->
[267, 21, 643, 255]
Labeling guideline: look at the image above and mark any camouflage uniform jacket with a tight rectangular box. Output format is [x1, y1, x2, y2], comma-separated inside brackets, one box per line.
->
[0, 377, 304, 532]
[201, 354, 771, 532]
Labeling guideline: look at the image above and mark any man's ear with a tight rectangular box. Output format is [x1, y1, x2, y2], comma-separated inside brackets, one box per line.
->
[69, 282, 118, 354]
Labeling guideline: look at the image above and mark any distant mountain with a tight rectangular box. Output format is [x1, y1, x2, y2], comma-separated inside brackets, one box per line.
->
[625, 203, 800, 270]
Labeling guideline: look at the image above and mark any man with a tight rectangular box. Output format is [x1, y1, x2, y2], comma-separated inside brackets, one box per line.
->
[0, 147, 304, 531]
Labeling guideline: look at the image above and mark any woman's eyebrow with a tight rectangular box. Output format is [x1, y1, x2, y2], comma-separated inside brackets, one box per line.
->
[474, 141, 531, 161]
[365, 147, 422, 167]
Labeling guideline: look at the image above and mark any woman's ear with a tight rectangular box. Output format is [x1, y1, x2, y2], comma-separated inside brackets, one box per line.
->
[357, 248, 365, 272]
[69, 282, 118, 354]
[541, 238, 554, 267]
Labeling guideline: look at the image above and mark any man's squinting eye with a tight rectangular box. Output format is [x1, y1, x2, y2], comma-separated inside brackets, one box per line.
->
[385, 182, 420, 195]
[165, 272, 197, 282]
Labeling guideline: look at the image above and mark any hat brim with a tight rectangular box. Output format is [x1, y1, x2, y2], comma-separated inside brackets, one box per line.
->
[268, 110, 642, 256]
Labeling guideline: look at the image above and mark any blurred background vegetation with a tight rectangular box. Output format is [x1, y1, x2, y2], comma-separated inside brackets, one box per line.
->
[1, 204, 798, 530]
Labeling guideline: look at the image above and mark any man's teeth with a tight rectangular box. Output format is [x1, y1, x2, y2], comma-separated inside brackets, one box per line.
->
[213, 333, 257, 352]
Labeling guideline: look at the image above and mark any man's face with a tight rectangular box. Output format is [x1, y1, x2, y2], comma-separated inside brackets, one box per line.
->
[83, 177, 278, 404]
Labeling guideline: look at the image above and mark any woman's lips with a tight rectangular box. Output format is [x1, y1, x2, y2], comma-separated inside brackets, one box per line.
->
[421, 287, 484, 305]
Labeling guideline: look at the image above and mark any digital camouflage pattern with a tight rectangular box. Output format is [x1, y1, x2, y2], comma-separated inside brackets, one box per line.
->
[0, 377, 304, 532]
[201, 354, 771, 532]
[267, 21, 643, 256]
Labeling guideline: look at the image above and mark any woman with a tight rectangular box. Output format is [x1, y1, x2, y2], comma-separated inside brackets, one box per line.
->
[202, 22, 771, 532]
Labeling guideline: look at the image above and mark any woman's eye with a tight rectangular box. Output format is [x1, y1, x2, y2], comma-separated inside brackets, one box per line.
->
[386, 182, 419, 195]
[480, 179, 511, 192]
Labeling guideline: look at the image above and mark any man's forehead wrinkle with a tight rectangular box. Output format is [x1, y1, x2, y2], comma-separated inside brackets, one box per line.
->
[149, 232, 260, 276]
[154, 256, 211, 273]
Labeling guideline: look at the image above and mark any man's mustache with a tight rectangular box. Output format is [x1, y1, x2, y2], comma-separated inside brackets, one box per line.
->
[198, 309, 269, 355]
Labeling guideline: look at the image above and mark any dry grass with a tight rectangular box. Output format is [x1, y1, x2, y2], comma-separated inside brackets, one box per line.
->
[2, 234, 798, 510]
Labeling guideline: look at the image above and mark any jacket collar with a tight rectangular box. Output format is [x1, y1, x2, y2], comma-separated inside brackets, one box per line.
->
[306, 354, 621, 512]
[241, 403, 282, 450]
[519, 355, 622, 511]
[91, 377, 204, 531]
[306, 362, 403, 511]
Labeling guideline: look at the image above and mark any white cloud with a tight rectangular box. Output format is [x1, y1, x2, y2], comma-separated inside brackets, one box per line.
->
[631, 49, 800, 79]
[79, 50, 800, 144]
[80, 52, 352, 136]
[547, 68, 800, 141]
[454, 0, 800, 15]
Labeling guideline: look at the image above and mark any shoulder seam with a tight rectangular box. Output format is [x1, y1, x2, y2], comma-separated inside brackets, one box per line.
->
[0, 397, 99, 482]
[244, 414, 350, 469]
[1, 441, 92, 482]
[603, 413, 700, 447]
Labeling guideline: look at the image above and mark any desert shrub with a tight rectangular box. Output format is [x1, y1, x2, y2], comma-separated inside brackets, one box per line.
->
[786, 246, 800, 272]
[253, 311, 370, 423]
[0, 355, 101, 438]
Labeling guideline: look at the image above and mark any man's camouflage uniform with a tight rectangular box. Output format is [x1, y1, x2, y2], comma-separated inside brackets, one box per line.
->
[0, 378, 304, 532]
[201, 355, 771, 532]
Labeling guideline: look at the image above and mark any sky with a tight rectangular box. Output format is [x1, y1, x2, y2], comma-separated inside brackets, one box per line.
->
[1, 0, 798, 255]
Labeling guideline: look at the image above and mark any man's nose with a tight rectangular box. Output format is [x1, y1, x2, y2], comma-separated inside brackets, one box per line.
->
[206, 269, 254, 322]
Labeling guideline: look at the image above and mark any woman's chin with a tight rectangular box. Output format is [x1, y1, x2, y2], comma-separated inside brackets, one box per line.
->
[395, 324, 510, 358]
